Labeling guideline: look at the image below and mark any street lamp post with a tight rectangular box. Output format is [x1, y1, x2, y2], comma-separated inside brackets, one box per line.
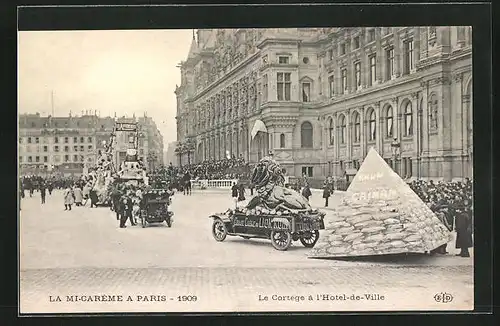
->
[391, 137, 401, 176]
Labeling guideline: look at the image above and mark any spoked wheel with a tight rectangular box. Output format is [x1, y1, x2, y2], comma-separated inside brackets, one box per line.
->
[270, 230, 292, 251]
[212, 219, 228, 242]
[299, 230, 320, 248]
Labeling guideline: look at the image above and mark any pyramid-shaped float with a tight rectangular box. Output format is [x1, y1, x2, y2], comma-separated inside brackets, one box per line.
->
[309, 147, 452, 258]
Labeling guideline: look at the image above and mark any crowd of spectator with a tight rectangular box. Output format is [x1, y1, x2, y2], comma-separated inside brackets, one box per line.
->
[149, 156, 253, 186]
[20, 175, 80, 194]
[408, 178, 473, 257]
[408, 178, 473, 213]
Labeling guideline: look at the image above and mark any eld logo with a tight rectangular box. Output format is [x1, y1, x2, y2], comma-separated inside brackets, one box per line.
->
[434, 292, 453, 303]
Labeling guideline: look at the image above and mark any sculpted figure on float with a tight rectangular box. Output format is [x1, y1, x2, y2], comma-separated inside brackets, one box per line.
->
[246, 156, 312, 211]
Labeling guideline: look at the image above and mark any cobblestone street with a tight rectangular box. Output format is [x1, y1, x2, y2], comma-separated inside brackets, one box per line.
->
[19, 190, 474, 313]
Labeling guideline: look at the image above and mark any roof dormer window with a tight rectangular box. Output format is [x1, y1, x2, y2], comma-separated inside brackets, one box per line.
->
[353, 36, 360, 49]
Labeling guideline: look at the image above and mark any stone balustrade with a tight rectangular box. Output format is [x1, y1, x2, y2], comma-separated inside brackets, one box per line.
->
[191, 179, 238, 189]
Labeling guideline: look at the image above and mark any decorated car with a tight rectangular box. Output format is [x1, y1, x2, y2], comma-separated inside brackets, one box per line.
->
[140, 189, 174, 228]
[209, 155, 325, 251]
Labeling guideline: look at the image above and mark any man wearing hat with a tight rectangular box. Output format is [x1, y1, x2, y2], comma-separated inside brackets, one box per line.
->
[454, 197, 473, 257]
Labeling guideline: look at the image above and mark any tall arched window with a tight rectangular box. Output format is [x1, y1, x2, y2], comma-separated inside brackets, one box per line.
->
[385, 105, 394, 138]
[368, 109, 376, 141]
[300, 121, 313, 148]
[404, 101, 413, 136]
[328, 118, 334, 146]
[353, 112, 361, 143]
[280, 133, 286, 148]
[339, 115, 346, 144]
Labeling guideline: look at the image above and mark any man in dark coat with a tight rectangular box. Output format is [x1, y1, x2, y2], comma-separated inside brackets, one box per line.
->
[301, 184, 312, 202]
[27, 179, 34, 197]
[110, 186, 122, 220]
[89, 189, 99, 208]
[40, 182, 47, 204]
[118, 196, 127, 228]
[454, 203, 473, 257]
[47, 181, 53, 195]
[119, 195, 136, 228]
[231, 182, 239, 209]
[20, 179, 25, 199]
[182, 172, 192, 195]
[322, 183, 331, 207]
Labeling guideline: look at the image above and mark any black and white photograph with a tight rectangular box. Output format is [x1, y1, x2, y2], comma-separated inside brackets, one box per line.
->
[18, 19, 477, 313]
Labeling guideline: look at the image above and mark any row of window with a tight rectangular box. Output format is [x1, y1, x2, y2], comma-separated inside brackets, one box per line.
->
[190, 39, 415, 128]
[20, 136, 94, 144]
[385, 157, 414, 178]
[323, 40, 414, 98]
[326, 28, 407, 61]
[24, 121, 109, 129]
[19, 155, 88, 163]
[327, 158, 414, 178]
[22, 145, 94, 153]
[327, 103, 414, 146]
[199, 103, 415, 151]
[292, 103, 414, 149]
[260, 41, 414, 104]
[301, 161, 368, 178]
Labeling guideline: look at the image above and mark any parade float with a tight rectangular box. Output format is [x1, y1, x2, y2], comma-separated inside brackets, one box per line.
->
[85, 120, 148, 206]
[308, 147, 452, 258]
[209, 155, 325, 251]
[85, 139, 116, 206]
[113, 120, 148, 186]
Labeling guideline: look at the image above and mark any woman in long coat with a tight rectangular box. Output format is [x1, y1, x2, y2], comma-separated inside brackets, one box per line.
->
[64, 186, 74, 211]
[73, 185, 83, 206]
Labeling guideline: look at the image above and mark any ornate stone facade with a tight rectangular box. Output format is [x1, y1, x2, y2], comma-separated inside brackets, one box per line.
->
[176, 27, 472, 181]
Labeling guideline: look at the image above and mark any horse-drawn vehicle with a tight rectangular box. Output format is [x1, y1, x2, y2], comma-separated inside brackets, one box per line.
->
[209, 154, 326, 251]
[140, 189, 174, 228]
[210, 207, 325, 251]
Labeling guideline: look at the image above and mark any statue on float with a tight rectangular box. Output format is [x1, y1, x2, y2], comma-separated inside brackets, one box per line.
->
[245, 154, 312, 212]
[117, 148, 148, 184]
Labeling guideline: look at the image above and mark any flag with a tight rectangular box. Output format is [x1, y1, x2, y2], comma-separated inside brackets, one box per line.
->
[250, 120, 267, 140]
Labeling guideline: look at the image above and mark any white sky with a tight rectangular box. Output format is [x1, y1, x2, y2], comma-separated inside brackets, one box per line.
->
[18, 29, 194, 148]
